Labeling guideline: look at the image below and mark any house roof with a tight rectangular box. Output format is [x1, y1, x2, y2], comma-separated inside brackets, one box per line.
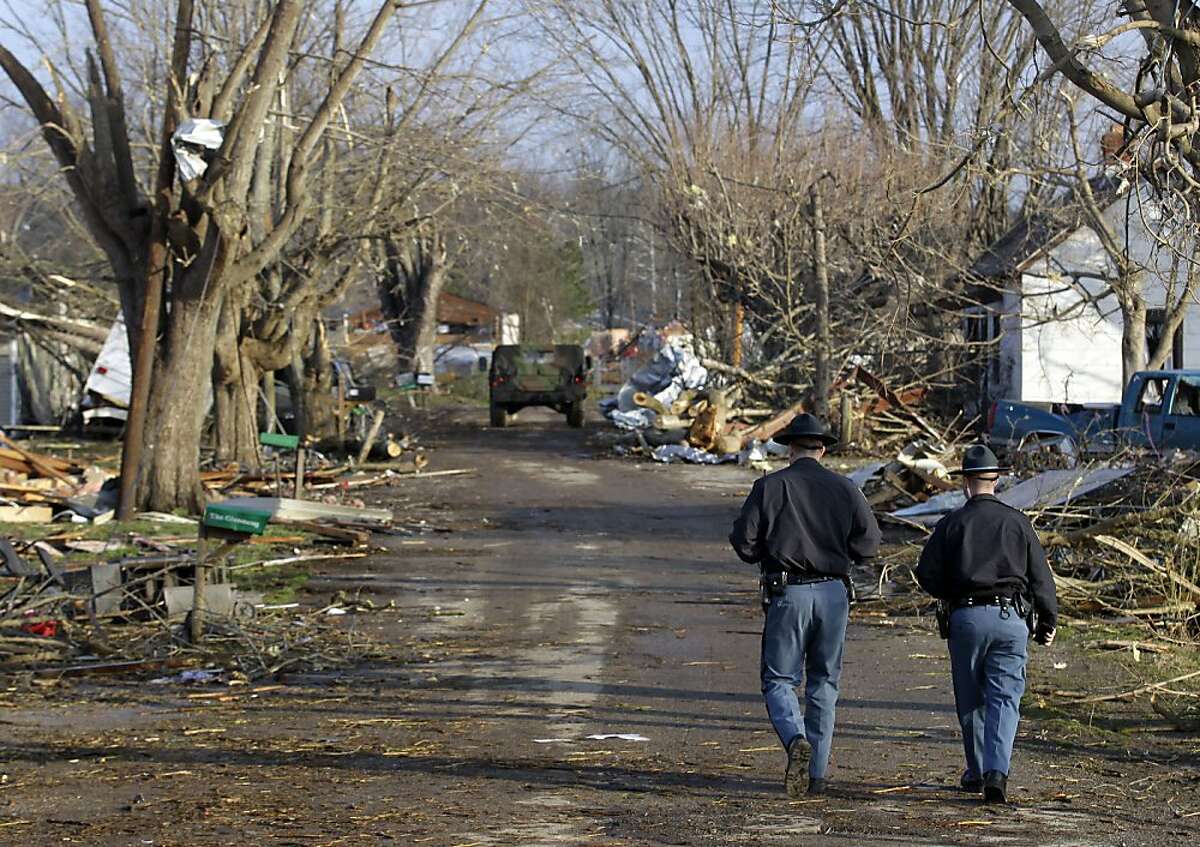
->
[960, 172, 1126, 303]
[437, 292, 498, 327]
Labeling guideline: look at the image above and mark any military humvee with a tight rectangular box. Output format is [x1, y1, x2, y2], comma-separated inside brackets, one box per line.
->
[489, 344, 589, 428]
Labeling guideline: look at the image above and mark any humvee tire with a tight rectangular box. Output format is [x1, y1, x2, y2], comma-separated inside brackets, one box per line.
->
[490, 403, 510, 428]
[566, 401, 585, 428]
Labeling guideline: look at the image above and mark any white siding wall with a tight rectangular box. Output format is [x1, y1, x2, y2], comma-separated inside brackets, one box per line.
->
[1017, 273, 1124, 402]
[1003, 183, 1200, 403]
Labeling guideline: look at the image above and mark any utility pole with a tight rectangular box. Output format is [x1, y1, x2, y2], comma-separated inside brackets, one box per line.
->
[810, 183, 831, 419]
[645, 221, 657, 318]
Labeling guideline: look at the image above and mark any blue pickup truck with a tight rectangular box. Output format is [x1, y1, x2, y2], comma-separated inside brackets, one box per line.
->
[989, 370, 1200, 454]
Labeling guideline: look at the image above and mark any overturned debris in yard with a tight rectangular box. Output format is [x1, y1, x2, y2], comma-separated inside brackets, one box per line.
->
[0, 423, 447, 674]
[0, 496, 397, 674]
[876, 451, 1200, 640]
[598, 337, 968, 467]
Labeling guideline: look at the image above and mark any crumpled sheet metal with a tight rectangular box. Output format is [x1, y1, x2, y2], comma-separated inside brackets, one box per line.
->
[890, 465, 1134, 526]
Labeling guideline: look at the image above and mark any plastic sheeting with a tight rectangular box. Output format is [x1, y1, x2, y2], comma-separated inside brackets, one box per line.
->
[651, 444, 735, 464]
[171, 118, 225, 181]
[601, 342, 709, 429]
[611, 408, 657, 430]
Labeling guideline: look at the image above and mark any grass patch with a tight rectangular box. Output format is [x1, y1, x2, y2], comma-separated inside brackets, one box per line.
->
[431, 372, 490, 407]
[230, 559, 313, 604]
[1023, 620, 1200, 742]
[0, 517, 195, 544]
[1, 516, 324, 605]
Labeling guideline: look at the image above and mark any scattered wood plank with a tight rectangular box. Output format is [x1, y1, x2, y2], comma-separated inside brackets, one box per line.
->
[278, 520, 370, 547]
[0, 505, 54, 523]
[1088, 639, 1172, 654]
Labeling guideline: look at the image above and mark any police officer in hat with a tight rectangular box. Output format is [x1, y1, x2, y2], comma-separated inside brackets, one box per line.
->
[916, 444, 1058, 804]
[730, 413, 881, 797]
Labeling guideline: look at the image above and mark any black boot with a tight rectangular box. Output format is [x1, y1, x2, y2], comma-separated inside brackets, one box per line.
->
[960, 772, 983, 793]
[983, 770, 1008, 804]
[784, 736, 810, 799]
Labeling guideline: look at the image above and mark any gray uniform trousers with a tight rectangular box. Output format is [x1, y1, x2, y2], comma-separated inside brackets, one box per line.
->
[760, 579, 849, 779]
[948, 604, 1028, 779]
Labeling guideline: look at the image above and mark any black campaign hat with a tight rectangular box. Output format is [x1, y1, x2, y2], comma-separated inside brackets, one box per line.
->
[950, 443, 1009, 476]
[773, 413, 838, 447]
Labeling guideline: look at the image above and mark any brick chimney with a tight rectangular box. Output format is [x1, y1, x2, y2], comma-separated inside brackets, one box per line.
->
[1100, 123, 1126, 162]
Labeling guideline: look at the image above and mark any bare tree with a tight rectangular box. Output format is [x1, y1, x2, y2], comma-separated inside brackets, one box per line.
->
[1007, 0, 1200, 379]
[1, 0, 399, 511]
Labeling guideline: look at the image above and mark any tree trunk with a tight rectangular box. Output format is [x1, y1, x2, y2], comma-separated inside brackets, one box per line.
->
[379, 230, 448, 377]
[136, 294, 222, 513]
[212, 297, 262, 468]
[1120, 291, 1147, 387]
[299, 319, 338, 439]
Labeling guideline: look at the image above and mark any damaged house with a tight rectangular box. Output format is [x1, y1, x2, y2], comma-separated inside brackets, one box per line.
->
[960, 172, 1200, 413]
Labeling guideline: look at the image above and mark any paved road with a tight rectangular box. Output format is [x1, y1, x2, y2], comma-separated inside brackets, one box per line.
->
[335, 408, 1195, 846]
[0, 407, 1195, 845]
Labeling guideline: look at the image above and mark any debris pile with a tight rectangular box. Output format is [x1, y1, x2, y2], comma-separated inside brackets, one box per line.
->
[0, 433, 115, 523]
[600, 339, 710, 432]
[877, 451, 1200, 638]
[596, 331, 964, 466]
[1033, 456, 1200, 634]
[596, 328, 816, 464]
[851, 440, 956, 511]
[0, 495, 396, 672]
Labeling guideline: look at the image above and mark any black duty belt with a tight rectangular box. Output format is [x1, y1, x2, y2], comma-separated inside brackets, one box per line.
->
[773, 572, 838, 586]
[950, 594, 1013, 610]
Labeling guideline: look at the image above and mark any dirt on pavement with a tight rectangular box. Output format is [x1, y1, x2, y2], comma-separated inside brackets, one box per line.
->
[0, 406, 1197, 846]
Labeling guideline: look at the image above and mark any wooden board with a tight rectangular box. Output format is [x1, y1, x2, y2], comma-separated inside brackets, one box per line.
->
[0, 505, 54, 523]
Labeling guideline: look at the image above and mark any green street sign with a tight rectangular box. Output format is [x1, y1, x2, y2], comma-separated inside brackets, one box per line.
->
[259, 432, 300, 450]
[203, 505, 271, 536]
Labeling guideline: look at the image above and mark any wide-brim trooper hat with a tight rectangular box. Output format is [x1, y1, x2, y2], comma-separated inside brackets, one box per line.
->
[949, 443, 1009, 476]
[773, 413, 838, 447]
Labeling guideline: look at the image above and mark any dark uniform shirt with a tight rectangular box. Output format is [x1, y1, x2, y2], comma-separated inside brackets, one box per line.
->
[916, 494, 1058, 628]
[730, 457, 882, 577]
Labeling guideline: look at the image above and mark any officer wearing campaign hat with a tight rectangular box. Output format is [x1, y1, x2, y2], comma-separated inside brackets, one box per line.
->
[916, 444, 1058, 804]
[730, 413, 881, 797]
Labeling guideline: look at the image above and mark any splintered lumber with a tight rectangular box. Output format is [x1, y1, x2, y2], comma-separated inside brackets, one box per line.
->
[0, 483, 66, 502]
[347, 453, 428, 475]
[356, 410, 387, 465]
[0, 435, 77, 483]
[632, 392, 668, 415]
[688, 390, 728, 452]
[1059, 669, 1200, 704]
[1092, 534, 1200, 599]
[741, 399, 806, 446]
[0, 448, 75, 479]
[280, 520, 370, 546]
[1043, 504, 1182, 547]
[1088, 639, 1171, 654]
[360, 436, 408, 462]
[0, 505, 54, 523]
